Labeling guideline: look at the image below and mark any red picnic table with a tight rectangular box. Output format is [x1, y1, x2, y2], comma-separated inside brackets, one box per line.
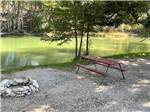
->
[76, 56, 127, 80]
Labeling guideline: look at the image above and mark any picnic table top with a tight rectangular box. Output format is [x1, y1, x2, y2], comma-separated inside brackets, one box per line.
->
[82, 56, 121, 65]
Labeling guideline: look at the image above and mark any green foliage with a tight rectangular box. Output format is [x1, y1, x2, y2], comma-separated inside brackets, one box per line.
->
[119, 23, 144, 33]
[43, 1, 76, 44]
[32, 16, 43, 33]
[41, 1, 150, 57]
[141, 13, 150, 38]
[139, 27, 150, 38]
[101, 1, 150, 26]
[119, 24, 131, 32]
[2, 1, 149, 33]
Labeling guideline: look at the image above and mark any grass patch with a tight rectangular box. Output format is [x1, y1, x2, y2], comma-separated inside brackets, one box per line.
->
[104, 52, 150, 58]
[1, 59, 90, 74]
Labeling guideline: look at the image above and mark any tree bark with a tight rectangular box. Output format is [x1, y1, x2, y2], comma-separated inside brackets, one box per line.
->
[74, 14, 78, 58]
[85, 31, 89, 55]
[75, 29, 78, 58]
[85, 24, 90, 55]
[78, 30, 84, 58]
[20, 2, 23, 30]
[17, 1, 21, 30]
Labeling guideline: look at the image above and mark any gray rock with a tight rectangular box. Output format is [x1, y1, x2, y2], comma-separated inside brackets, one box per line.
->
[1, 77, 39, 97]
[0, 86, 5, 91]
[25, 92, 31, 95]
[16, 94, 25, 97]
[23, 86, 30, 90]
[24, 77, 31, 84]
[5, 88, 16, 97]
[32, 80, 39, 89]
[12, 87, 25, 92]
[29, 85, 36, 92]
[0, 79, 14, 88]
[13, 78, 25, 84]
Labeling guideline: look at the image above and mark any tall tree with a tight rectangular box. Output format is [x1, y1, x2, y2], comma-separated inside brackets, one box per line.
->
[83, 1, 104, 55]
[43, 1, 86, 58]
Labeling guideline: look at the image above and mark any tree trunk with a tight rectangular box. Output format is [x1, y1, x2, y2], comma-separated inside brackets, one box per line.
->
[74, 13, 78, 58]
[85, 24, 90, 55]
[29, 2, 33, 32]
[75, 29, 78, 58]
[85, 31, 89, 55]
[12, 1, 16, 31]
[7, 20, 10, 32]
[17, 1, 21, 30]
[20, 2, 23, 30]
[17, 1, 19, 29]
[78, 30, 84, 58]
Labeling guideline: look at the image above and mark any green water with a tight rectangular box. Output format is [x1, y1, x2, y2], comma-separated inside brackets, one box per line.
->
[1, 35, 150, 70]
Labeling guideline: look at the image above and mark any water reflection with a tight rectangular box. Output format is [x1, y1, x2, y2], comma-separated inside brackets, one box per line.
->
[2, 52, 39, 69]
[18, 58, 27, 67]
[5, 52, 15, 66]
[31, 60, 39, 66]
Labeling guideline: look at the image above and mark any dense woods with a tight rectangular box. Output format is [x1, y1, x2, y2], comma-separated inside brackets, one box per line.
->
[1, 1, 43, 33]
[1, 1, 150, 58]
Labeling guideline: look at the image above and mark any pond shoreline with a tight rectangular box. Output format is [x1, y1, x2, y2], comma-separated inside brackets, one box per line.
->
[1, 56, 150, 74]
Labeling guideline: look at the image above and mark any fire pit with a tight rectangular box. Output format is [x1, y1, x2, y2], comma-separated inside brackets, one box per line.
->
[0, 77, 39, 97]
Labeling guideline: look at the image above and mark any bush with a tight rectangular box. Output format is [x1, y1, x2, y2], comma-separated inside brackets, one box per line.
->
[131, 24, 144, 34]
[118, 23, 146, 34]
[118, 24, 131, 32]
[32, 16, 43, 33]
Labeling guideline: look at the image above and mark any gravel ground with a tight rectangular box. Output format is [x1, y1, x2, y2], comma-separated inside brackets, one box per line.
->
[1, 58, 150, 112]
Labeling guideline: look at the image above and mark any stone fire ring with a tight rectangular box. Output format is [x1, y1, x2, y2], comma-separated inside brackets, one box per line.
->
[0, 77, 39, 97]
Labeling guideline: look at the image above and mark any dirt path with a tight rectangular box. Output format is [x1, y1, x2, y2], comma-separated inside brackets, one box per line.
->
[1, 58, 150, 112]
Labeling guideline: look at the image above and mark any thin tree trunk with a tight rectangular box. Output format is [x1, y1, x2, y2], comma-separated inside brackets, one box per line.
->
[85, 31, 89, 55]
[75, 29, 78, 58]
[7, 20, 10, 32]
[13, 19, 16, 31]
[12, 1, 16, 31]
[20, 2, 23, 30]
[74, 14, 78, 58]
[29, 2, 33, 32]
[85, 24, 90, 55]
[17, 1, 21, 30]
[78, 30, 84, 58]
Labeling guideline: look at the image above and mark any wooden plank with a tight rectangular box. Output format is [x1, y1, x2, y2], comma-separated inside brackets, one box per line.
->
[82, 56, 119, 65]
[94, 61, 128, 71]
[76, 64, 108, 77]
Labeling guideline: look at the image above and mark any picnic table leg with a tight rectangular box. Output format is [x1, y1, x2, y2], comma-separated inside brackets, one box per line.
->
[119, 63, 125, 80]
[92, 61, 97, 69]
[94, 63, 97, 69]
[106, 64, 110, 73]
[76, 66, 80, 73]
[94, 62, 109, 73]
[100, 64, 109, 85]
[100, 77, 107, 85]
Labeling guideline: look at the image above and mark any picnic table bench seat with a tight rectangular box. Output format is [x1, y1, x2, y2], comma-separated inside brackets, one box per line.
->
[76, 64, 108, 77]
[93, 61, 128, 71]
[82, 56, 119, 65]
